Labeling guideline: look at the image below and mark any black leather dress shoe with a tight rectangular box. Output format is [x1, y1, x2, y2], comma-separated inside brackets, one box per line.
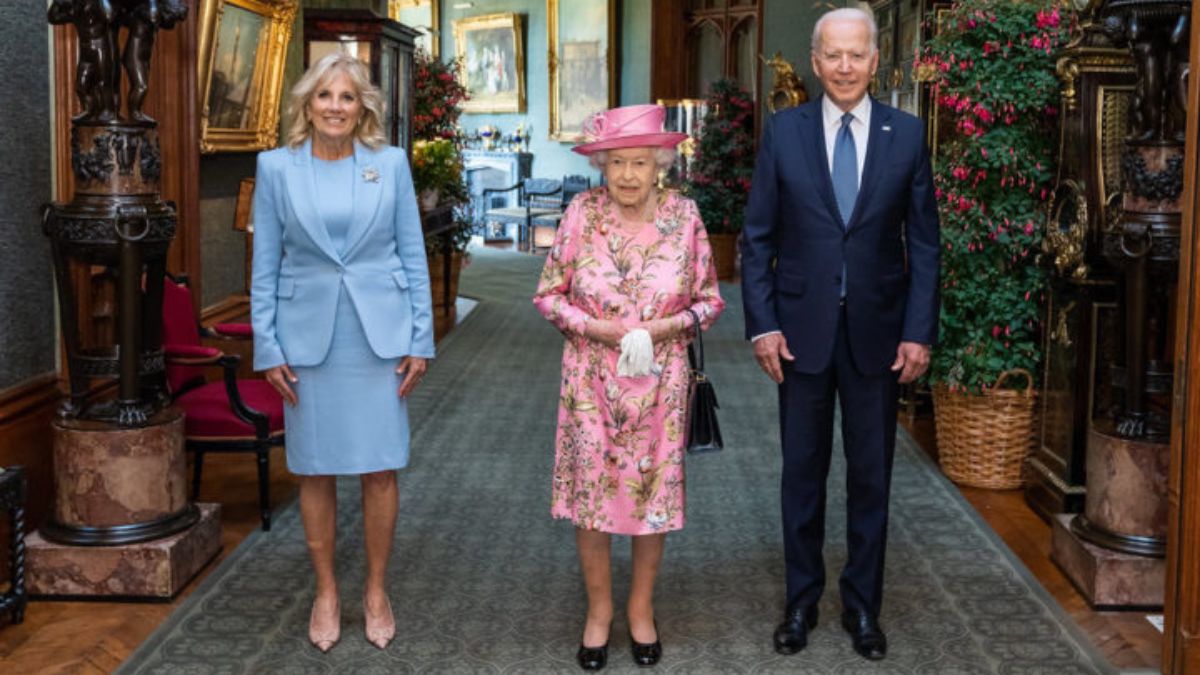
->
[772, 605, 819, 655]
[841, 610, 887, 660]
[577, 643, 608, 671]
[629, 621, 662, 666]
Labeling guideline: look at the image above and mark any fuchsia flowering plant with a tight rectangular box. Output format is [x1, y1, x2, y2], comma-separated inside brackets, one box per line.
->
[686, 79, 756, 234]
[920, 0, 1071, 393]
[413, 48, 469, 141]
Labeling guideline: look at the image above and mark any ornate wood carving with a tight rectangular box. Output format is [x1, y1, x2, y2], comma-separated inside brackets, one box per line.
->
[51, 3, 201, 366]
[0, 467, 27, 625]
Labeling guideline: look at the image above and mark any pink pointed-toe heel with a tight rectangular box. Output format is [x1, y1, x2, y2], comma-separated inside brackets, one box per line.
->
[308, 597, 341, 653]
[364, 594, 396, 649]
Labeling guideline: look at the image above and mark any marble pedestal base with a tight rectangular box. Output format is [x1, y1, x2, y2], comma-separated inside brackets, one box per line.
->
[46, 408, 194, 545]
[1051, 514, 1164, 609]
[26, 503, 221, 599]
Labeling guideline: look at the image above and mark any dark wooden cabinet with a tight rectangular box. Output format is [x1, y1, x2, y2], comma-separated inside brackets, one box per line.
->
[1027, 15, 1136, 520]
[304, 9, 419, 154]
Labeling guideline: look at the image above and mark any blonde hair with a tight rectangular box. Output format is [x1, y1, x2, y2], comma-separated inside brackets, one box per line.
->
[285, 52, 387, 149]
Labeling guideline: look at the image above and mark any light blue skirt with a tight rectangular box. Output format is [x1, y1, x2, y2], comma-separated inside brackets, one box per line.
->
[284, 286, 410, 475]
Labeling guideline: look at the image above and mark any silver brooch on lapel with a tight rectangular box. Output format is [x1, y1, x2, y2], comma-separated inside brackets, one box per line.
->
[362, 167, 380, 183]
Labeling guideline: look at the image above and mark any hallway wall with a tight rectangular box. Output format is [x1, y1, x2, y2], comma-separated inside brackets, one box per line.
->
[0, 4, 55, 389]
[441, 0, 596, 181]
[620, 0, 651, 106]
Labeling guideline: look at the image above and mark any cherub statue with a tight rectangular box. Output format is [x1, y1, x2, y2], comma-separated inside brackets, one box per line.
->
[116, 0, 188, 123]
[48, 0, 120, 123]
[1103, 6, 1188, 143]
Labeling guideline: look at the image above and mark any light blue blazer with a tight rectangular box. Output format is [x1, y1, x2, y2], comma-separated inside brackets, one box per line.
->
[250, 139, 435, 371]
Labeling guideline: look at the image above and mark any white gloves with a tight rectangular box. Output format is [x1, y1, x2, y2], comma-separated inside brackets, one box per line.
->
[617, 328, 655, 377]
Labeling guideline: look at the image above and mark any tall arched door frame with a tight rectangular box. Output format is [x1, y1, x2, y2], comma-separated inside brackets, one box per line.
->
[1164, 1, 1200, 671]
[652, 0, 764, 135]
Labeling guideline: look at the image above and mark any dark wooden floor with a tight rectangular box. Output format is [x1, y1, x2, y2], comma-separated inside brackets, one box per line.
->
[0, 284, 1162, 672]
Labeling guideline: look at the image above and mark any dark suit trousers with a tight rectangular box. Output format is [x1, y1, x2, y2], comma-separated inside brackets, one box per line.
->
[778, 307, 898, 617]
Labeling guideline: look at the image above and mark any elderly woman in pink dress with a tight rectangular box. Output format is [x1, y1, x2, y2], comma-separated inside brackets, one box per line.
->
[533, 104, 725, 671]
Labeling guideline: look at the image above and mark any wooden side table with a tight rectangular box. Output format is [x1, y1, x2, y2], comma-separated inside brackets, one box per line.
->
[0, 466, 26, 624]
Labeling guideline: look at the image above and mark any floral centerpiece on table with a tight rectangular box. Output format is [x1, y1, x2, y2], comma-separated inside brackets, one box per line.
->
[919, 0, 1070, 393]
[685, 78, 755, 235]
[411, 138, 463, 205]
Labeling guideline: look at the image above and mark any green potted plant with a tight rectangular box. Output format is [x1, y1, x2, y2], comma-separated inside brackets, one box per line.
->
[686, 78, 755, 280]
[920, 0, 1069, 488]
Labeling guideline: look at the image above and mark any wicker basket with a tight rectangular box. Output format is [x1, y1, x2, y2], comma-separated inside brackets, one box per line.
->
[931, 369, 1038, 490]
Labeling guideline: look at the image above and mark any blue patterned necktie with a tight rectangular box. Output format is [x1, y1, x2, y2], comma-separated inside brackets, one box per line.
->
[832, 112, 858, 226]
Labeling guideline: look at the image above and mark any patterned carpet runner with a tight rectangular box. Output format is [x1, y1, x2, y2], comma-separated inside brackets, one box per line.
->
[119, 247, 1113, 674]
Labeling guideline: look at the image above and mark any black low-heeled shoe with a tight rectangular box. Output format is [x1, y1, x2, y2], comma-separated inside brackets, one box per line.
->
[841, 610, 887, 660]
[576, 643, 609, 671]
[629, 621, 662, 667]
[773, 604, 819, 655]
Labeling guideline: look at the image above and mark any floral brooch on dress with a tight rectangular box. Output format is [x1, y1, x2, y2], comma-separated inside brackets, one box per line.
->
[362, 167, 380, 183]
[655, 215, 682, 236]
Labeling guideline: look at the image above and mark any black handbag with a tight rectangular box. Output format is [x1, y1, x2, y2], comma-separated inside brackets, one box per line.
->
[685, 309, 723, 454]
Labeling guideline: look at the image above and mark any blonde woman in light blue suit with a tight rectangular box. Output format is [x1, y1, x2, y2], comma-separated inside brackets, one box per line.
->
[250, 52, 434, 654]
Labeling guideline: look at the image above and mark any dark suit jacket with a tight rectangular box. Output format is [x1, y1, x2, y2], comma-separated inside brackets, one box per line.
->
[741, 97, 940, 375]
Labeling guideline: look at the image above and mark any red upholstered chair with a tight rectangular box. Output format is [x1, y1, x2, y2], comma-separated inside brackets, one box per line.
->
[161, 277, 284, 531]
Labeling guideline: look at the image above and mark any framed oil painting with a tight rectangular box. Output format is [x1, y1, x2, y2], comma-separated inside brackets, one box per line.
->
[392, 0, 439, 57]
[198, 0, 298, 153]
[548, 0, 615, 142]
[454, 13, 526, 114]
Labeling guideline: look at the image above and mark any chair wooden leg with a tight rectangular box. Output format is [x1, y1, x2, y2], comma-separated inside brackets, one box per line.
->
[191, 451, 205, 500]
[256, 446, 271, 531]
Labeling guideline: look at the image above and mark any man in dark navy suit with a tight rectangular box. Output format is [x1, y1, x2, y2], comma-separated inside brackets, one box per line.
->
[741, 7, 940, 661]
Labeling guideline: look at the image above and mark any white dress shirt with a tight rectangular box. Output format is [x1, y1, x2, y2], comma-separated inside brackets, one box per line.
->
[822, 95, 871, 187]
[752, 95, 872, 343]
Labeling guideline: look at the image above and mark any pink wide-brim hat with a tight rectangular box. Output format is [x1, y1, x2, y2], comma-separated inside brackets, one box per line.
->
[571, 104, 688, 156]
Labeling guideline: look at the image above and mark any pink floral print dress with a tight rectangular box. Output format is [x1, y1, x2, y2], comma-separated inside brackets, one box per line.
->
[533, 188, 725, 535]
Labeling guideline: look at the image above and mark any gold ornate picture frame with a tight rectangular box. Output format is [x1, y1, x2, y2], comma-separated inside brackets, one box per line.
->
[198, 0, 298, 153]
[392, 0, 440, 57]
[453, 13, 526, 114]
[548, 0, 616, 142]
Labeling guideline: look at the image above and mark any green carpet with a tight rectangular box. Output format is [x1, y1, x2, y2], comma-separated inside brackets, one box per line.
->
[119, 247, 1114, 674]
